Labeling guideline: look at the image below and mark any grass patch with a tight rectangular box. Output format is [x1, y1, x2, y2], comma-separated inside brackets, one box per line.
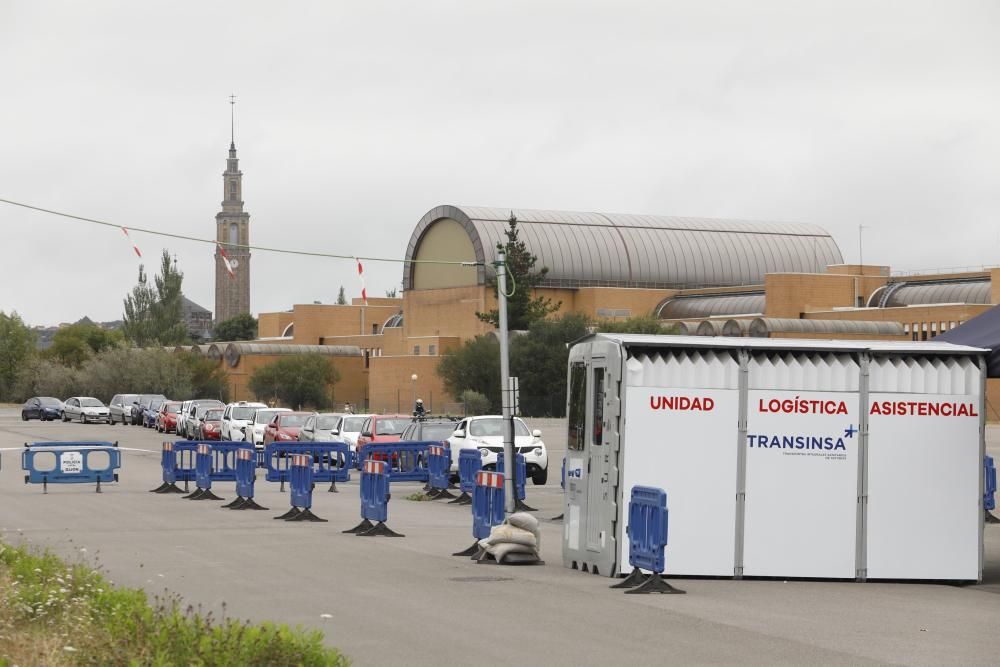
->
[405, 491, 433, 502]
[0, 541, 348, 666]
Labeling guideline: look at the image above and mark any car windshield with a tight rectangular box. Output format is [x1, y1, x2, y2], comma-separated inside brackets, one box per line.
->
[149, 400, 163, 410]
[195, 400, 222, 407]
[421, 423, 458, 440]
[254, 410, 283, 424]
[165, 404, 180, 413]
[376, 419, 408, 435]
[120, 395, 138, 403]
[39, 397, 61, 407]
[317, 416, 340, 430]
[342, 417, 366, 432]
[469, 418, 530, 437]
[205, 409, 223, 420]
[280, 415, 309, 428]
[80, 398, 103, 408]
[231, 407, 257, 420]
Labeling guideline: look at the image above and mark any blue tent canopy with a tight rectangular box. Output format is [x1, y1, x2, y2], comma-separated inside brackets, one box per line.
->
[936, 305, 1000, 377]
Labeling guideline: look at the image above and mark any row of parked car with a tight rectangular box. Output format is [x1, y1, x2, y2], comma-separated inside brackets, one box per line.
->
[19, 396, 550, 484]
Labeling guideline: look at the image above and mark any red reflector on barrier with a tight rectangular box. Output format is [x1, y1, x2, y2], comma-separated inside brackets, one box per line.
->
[197, 444, 210, 455]
[237, 448, 253, 461]
[291, 454, 310, 467]
[429, 445, 444, 456]
[364, 459, 387, 475]
[476, 471, 504, 488]
[164, 442, 173, 452]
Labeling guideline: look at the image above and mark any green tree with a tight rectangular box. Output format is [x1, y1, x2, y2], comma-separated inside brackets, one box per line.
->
[0, 311, 36, 401]
[476, 214, 561, 330]
[122, 265, 158, 347]
[595, 314, 673, 334]
[335, 286, 347, 305]
[248, 354, 341, 409]
[385, 288, 398, 298]
[178, 351, 230, 401]
[47, 323, 123, 368]
[151, 250, 189, 345]
[436, 334, 501, 411]
[213, 313, 258, 342]
[510, 313, 591, 417]
[15, 357, 82, 401]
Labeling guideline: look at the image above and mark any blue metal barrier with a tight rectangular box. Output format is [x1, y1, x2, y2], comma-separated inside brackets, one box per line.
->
[356, 442, 431, 482]
[496, 452, 536, 512]
[150, 441, 187, 494]
[343, 459, 402, 537]
[449, 448, 482, 506]
[453, 470, 505, 557]
[274, 454, 327, 522]
[611, 486, 684, 594]
[184, 441, 248, 501]
[226, 447, 268, 510]
[264, 442, 352, 492]
[427, 444, 456, 500]
[22, 441, 121, 493]
[986, 456, 999, 523]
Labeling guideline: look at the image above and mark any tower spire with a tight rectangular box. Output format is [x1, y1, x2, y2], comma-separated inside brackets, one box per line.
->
[229, 94, 236, 148]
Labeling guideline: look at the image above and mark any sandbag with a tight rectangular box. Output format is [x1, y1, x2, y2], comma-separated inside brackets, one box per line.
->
[489, 542, 537, 562]
[506, 512, 539, 534]
[487, 524, 537, 548]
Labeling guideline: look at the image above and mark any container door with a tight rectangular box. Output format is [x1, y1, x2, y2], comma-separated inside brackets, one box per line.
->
[585, 363, 608, 552]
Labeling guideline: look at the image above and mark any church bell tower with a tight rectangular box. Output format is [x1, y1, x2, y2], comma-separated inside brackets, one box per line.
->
[214, 96, 251, 325]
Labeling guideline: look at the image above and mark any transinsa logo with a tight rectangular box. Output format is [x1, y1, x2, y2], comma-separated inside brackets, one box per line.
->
[748, 424, 856, 459]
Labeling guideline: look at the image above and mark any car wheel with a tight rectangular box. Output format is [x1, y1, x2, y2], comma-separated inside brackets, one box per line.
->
[531, 468, 548, 486]
[21, 411, 28, 421]
[62, 412, 69, 422]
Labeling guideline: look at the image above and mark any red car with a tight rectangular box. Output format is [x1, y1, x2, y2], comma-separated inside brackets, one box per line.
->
[198, 408, 225, 441]
[155, 401, 183, 433]
[262, 412, 313, 446]
[356, 415, 411, 463]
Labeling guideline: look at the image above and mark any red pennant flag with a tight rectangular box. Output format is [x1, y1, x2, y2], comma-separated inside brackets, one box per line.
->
[217, 243, 235, 278]
[356, 257, 368, 305]
[121, 227, 141, 258]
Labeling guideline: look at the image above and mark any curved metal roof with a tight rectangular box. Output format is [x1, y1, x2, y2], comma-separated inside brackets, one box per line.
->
[867, 280, 991, 308]
[722, 319, 751, 336]
[224, 343, 363, 368]
[748, 318, 905, 338]
[404, 205, 843, 290]
[656, 293, 766, 319]
[696, 320, 725, 336]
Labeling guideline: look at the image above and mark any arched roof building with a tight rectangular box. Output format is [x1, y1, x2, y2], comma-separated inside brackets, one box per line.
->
[403, 205, 843, 291]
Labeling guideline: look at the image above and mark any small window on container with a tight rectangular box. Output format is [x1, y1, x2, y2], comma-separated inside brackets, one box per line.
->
[413, 345, 420, 355]
[428, 344, 436, 356]
[567, 362, 586, 451]
[592, 367, 605, 446]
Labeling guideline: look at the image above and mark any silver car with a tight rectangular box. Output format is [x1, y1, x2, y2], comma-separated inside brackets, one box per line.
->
[109, 393, 138, 425]
[298, 413, 345, 442]
[62, 397, 110, 424]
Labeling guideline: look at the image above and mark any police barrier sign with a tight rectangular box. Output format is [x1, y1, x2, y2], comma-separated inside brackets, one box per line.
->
[743, 391, 859, 578]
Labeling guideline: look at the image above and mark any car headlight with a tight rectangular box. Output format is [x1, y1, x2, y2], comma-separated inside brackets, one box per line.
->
[533, 447, 543, 455]
[479, 448, 490, 457]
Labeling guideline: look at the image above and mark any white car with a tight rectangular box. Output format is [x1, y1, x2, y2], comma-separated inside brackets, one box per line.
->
[247, 407, 292, 448]
[62, 397, 110, 424]
[299, 413, 345, 442]
[335, 413, 372, 452]
[448, 415, 549, 485]
[220, 401, 268, 441]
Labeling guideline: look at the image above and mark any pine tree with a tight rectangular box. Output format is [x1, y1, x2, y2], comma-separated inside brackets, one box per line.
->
[476, 214, 560, 330]
[122, 265, 158, 347]
[336, 286, 347, 305]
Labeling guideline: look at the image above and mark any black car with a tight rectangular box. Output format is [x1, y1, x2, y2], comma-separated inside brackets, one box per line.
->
[21, 397, 63, 421]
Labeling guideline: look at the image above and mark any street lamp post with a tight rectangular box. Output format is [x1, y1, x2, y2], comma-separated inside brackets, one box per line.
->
[411, 373, 418, 413]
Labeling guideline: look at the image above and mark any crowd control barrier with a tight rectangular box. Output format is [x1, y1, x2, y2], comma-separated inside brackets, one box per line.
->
[427, 444, 456, 500]
[496, 452, 536, 512]
[356, 442, 430, 482]
[150, 441, 197, 494]
[449, 449, 482, 505]
[22, 441, 121, 493]
[986, 456, 999, 524]
[264, 443, 352, 492]
[184, 442, 247, 501]
[344, 459, 403, 537]
[274, 454, 327, 522]
[453, 470, 505, 557]
[226, 447, 267, 510]
[611, 486, 685, 594]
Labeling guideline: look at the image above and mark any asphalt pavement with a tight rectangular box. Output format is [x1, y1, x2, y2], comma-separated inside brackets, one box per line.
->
[0, 409, 998, 666]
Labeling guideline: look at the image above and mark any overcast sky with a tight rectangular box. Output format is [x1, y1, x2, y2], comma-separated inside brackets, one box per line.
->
[2, 1, 998, 326]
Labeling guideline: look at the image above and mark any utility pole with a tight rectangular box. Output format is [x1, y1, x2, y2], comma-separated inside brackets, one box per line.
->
[495, 249, 516, 515]
[858, 224, 867, 275]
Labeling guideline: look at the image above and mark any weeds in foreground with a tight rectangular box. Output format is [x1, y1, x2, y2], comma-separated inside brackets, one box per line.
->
[0, 542, 348, 666]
